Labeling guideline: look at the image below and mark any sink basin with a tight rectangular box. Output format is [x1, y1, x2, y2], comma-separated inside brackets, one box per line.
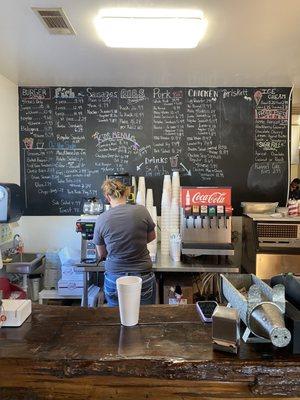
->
[4, 253, 45, 274]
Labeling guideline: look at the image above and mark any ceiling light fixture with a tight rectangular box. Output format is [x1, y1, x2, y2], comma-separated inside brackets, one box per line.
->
[94, 8, 207, 49]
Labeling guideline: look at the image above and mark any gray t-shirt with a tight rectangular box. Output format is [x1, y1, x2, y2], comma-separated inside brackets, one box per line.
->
[93, 204, 156, 273]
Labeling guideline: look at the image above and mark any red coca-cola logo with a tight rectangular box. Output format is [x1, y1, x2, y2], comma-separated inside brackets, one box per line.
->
[181, 187, 231, 207]
[192, 192, 226, 204]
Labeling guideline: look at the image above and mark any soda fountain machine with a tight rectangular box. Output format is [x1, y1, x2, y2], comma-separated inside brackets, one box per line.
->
[180, 187, 234, 256]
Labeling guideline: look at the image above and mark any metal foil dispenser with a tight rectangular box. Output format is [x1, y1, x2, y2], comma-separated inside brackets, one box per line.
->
[221, 274, 291, 348]
[0, 184, 23, 223]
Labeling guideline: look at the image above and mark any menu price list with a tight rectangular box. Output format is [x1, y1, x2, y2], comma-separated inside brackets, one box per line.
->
[19, 87, 291, 215]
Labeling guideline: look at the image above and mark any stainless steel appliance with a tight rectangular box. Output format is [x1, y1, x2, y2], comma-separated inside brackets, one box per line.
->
[242, 214, 300, 279]
[180, 187, 234, 256]
[221, 273, 291, 347]
[270, 274, 300, 354]
[82, 197, 103, 215]
[76, 216, 99, 263]
[0, 184, 23, 222]
[212, 306, 240, 354]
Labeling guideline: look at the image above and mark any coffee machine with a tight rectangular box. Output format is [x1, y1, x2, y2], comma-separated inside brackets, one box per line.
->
[180, 187, 234, 256]
[76, 217, 99, 263]
[76, 195, 104, 263]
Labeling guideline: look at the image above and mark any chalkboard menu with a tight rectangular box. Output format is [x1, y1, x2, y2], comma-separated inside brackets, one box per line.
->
[19, 87, 291, 215]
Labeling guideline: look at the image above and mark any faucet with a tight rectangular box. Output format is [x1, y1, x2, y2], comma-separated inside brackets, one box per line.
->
[13, 234, 21, 249]
[0, 234, 23, 260]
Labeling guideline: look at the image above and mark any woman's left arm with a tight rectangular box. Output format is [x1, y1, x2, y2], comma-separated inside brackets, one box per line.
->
[147, 230, 156, 243]
[96, 245, 107, 260]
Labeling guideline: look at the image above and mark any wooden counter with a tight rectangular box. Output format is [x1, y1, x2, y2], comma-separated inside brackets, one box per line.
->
[0, 304, 299, 399]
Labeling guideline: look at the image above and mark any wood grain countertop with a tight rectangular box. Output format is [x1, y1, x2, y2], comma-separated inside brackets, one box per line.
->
[0, 304, 299, 399]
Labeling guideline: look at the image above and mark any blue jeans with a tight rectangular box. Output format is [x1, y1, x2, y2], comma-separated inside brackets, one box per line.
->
[104, 271, 156, 307]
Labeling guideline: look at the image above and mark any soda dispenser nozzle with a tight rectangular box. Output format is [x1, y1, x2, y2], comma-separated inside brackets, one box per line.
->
[217, 205, 225, 229]
[225, 206, 232, 229]
[200, 205, 208, 228]
[184, 207, 192, 228]
[208, 206, 216, 229]
[192, 205, 199, 228]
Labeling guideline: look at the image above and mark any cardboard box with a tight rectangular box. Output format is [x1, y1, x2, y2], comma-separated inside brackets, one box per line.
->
[61, 265, 83, 281]
[58, 279, 83, 296]
[163, 274, 194, 304]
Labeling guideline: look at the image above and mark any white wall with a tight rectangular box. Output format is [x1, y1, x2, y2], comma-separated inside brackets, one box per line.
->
[17, 216, 80, 253]
[0, 73, 80, 253]
[0, 73, 19, 248]
[0, 74, 19, 182]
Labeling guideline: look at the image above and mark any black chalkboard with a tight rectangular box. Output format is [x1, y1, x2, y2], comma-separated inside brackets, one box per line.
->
[19, 87, 291, 215]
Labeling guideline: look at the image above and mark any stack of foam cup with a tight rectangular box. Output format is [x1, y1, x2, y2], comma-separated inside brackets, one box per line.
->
[132, 176, 137, 202]
[169, 232, 181, 262]
[136, 176, 146, 206]
[169, 171, 180, 235]
[169, 197, 180, 235]
[171, 171, 180, 203]
[163, 174, 172, 197]
[161, 175, 172, 256]
[146, 188, 154, 207]
[147, 205, 157, 262]
[116, 276, 142, 326]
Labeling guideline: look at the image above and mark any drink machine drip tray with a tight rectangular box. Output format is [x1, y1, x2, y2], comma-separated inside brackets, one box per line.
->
[182, 242, 234, 256]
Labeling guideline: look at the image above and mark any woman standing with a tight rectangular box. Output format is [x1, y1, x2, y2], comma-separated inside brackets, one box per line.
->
[93, 179, 156, 306]
[289, 178, 300, 200]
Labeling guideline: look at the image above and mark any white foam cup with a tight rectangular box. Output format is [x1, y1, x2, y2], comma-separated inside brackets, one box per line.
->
[116, 276, 142, 326]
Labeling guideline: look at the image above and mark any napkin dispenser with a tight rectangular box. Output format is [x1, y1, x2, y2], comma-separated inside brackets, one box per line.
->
[0, 184, 23, 223]
[212, 306, 240, 354]
[0, 299, 32, 327]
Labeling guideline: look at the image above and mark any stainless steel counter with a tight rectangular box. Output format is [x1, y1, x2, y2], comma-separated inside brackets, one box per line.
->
[75, 252, 239, 306]
[76, 253, 238, 272]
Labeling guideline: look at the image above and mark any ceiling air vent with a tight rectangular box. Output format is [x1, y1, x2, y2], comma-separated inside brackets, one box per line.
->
[32, 8, 76, 35]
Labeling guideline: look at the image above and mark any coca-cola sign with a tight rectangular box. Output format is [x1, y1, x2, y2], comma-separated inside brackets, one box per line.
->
[181, 187, 231, 207]
[192, 192, 226, 204]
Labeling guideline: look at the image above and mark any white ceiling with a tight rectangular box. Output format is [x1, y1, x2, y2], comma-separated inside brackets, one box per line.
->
[1, 0, 300, 88]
